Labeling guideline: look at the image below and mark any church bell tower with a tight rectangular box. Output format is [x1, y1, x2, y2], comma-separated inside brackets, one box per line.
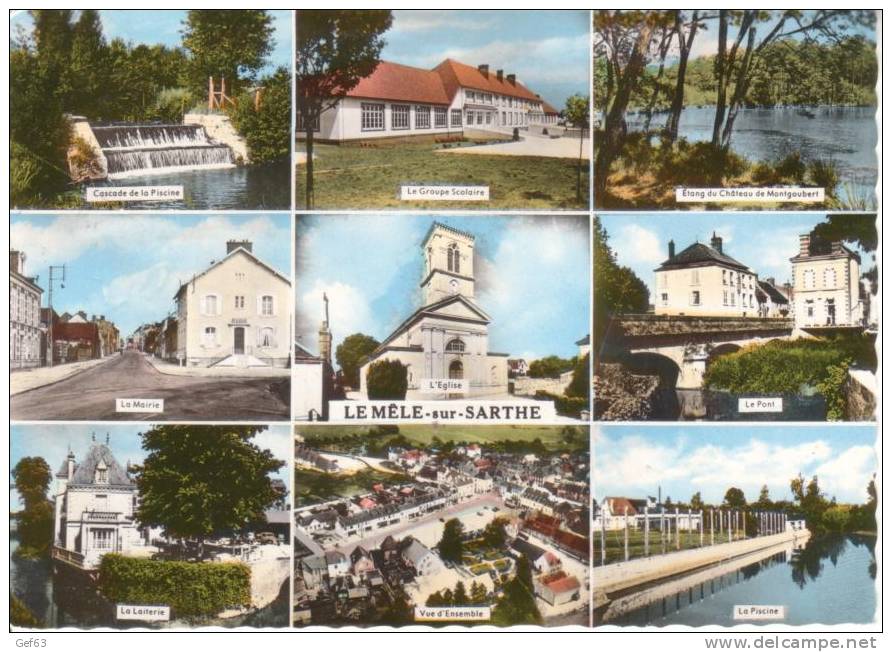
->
[420, 223, 476, 305]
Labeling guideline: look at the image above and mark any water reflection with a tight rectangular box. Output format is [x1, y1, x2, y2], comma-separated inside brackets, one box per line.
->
[608, 534, 877, 626]
[83, 160, 291, 210]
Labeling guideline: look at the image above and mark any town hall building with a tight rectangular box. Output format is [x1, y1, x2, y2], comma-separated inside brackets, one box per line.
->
[299, 59, 558, 143]
[358, 223, 509, 399]
[175, 240, 291, 368]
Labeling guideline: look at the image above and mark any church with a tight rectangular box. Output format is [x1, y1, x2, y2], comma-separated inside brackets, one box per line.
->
[358, 223, 509, 400]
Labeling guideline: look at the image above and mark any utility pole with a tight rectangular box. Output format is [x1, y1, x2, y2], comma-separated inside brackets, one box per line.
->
[46, 264, 66, 368]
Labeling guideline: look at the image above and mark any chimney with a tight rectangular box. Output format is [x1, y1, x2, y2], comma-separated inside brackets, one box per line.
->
[710, 232, 723, 254]
[496, 69, 504, 82]
[668, 239, 675, 258]
[9, 250, 24, 275]
[507, 73, 516, 85]
[227, 239, 253, 254]
[478, 64, 489, 77]
[799, 234, 810, 256]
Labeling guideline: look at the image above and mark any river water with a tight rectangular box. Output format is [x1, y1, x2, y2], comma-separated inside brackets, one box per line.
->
[628, 106, 878, 204]
[10, 530, 289, 629]
[610, 534, 877, 627]
[82, 160, 291, 210]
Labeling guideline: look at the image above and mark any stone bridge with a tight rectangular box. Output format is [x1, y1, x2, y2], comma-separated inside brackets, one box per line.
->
[604, 315, 795, 389]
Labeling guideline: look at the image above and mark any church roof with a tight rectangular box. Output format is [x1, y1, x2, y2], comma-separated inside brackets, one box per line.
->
[372, 294, 491, 354]
[421, 221, 476, 248]
[67, 441, 134, 487]
[656, 242, 751, 273]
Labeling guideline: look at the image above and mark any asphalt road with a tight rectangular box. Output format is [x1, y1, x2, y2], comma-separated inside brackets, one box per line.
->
[11, 351, 289, 421]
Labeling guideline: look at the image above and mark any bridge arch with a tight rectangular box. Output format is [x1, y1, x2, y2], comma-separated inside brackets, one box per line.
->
[706, 343, 742, 369]
[621, 352, 682, 419]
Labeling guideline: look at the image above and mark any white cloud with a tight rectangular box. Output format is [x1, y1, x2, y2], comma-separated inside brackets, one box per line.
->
[595, 434, 873, 504]
[612, 224, 665, 266]
[392, 10, 496, 33]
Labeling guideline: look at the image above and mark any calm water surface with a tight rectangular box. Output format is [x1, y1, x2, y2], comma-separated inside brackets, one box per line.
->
[611, 534, 877, 627]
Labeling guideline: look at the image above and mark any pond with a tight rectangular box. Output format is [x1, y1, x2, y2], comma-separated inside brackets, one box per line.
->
[628, 106, 878, 205]
[610, 534, 877, 627]
[10, 528, 289, 629]
[81, 159, 291, 210]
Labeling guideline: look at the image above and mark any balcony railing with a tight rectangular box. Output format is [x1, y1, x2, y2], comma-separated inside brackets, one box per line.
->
[52, 546, 87, 568]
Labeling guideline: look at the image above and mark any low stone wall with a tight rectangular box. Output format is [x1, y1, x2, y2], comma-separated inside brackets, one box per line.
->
[513, 372, 572, 396]
[617, 314, 794, 338]
[184, 113, 250, 163]
[846, 369, 877, 420]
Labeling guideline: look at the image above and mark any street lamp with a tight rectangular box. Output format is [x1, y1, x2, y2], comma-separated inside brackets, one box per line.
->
[46, 264, 66, 368]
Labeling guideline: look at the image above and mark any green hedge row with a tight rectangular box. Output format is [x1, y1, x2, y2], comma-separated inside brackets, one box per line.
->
[534, 391, 588, 418]
[98, 554, 251, 618]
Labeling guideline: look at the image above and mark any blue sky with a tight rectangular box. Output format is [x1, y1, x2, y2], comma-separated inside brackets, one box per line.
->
[295, 214, 590, 363]
[378, 10, 590, 109]
[10, 424, 291, 512]
[594, 424, 877, 505]
[598, 212, 874, 301]
[9, 10, 291, 75]
[9, 213, 291, 337]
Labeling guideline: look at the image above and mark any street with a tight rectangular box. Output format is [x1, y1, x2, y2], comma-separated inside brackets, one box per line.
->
[11, 351, 289, 421]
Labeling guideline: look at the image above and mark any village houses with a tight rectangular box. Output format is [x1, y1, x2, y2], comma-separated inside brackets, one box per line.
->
[790, 233, 864, 327]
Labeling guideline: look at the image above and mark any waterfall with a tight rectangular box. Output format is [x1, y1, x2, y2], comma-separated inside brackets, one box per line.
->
[91, 124, 236, 179]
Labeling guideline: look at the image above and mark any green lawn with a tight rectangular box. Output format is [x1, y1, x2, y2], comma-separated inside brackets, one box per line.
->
[294, 465, 411, 506]
[296, 424, 585, 450]
[594, 528, 750, 565]
[296, 142, 588, 210]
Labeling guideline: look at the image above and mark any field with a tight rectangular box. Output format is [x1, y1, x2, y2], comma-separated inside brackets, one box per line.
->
[296, 142, 588, 210]
[294, 466, 411, 506]
[295, 424, 587, 450]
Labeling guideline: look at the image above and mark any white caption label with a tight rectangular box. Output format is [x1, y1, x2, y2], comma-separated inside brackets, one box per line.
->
[116, 398, 164, 413]
[739, 397, 783, 413]
[676, 187, 824, 203]
[86, 186, 184, 202]
[419, 378, 469, 394]
[400, 184, 489, 201]
[733, 604, 785, 621]
[415, 606, 492, 622]
[330, 400, 558, 423]
[116, 604, 171, 622]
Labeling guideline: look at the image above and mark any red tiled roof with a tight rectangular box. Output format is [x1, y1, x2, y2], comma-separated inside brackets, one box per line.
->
[434, 59, 541, 102]
[346, 61, 451, 105]
[544, 574, 580, 594]
[54, 322, 99, 343]
[343, 59, 544, 105]
[542, 100, 560, 115]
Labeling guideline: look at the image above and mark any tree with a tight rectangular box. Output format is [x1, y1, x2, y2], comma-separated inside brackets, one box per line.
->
[229, 67, 291, 164]
[335, 333, 380, 388]
[593, 216, 650, 359]
[68, 9, 110, 118]
[365, 359, 408, 400]
[491, 554, 541, 626]
[528, 355, 575, 378]
[690, 491, 704, 511]
[755, 484, 773, 510]
[565, 352, 590, 400]
[723, 487, 747, 509]
[12, 457, 54, 556]
[452, 581, 468, 606]
[666, 10, 705, 142]
[437, 518, 465, 564]
[470, 581, 488, 605]
[482, 517, 509, 549]
[134, 425, 284, 548]
[181, 10, 274, 95]
[295, 10, 393, 208]
[564, 93, 590, 202]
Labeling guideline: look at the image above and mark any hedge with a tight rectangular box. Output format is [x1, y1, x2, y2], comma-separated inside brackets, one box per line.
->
[98, 554, 251, 618]
[534, 391, 588, 418]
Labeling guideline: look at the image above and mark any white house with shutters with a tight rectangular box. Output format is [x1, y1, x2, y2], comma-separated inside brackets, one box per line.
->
[175, 240, 291, 368]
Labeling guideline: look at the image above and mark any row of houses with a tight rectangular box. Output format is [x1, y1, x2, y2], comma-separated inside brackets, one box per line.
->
[10, 250, 122, 368]
[130, 240, 291, 369]
[655, 232, 873, 328]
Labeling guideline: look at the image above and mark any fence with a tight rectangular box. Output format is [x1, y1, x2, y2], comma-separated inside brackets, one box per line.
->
[594, 507, 791, 566]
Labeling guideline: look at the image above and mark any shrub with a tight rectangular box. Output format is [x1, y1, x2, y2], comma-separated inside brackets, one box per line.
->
[534, 390, 588, 418]
[149, 87, 196, 124]
[821, 504, 854, 532]
[10, 592, 41, 628]
[808, 159, 840, 197]
[773, 152, 806, 184]
[365, 359, 409, 400]
[565, 353, 590, 399]
[656, 139, 746, 186]
[98, 554, 251, 619]
[228, 67, 290, 164]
